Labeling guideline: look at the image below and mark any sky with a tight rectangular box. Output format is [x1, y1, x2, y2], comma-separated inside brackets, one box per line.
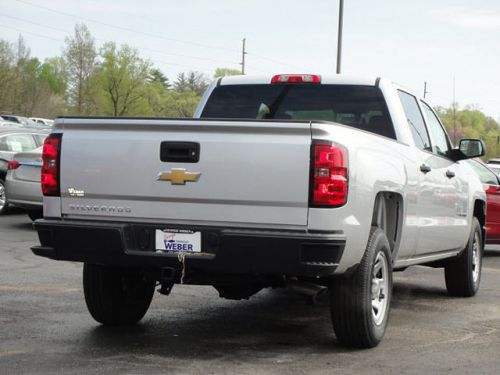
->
[1, 0, 499, 120]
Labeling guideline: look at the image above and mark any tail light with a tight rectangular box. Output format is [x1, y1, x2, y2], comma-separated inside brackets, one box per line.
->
[7, 160, 20, 170]
[42, 134, 62, 196]
[311, 142, 348, 207]
[271, 74, 321, 83]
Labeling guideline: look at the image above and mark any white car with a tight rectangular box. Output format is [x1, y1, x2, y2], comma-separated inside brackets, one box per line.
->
[29, 117, 54, 127]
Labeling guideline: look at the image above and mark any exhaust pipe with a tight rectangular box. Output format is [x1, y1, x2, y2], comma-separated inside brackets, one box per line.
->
[287, 279, 328, 302]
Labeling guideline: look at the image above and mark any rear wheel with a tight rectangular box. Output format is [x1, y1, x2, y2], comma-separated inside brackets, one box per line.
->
[0, 179, 8, 214]
[330, 227, 393, 348]
[445, 217, 483, 297]
[83, 264, 155, 326]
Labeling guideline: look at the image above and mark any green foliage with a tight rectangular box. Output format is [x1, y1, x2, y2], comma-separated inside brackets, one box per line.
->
[0, 25, 214, 118]
[214, 67, 241, 78]
[174, 71, 208, 96]
[148, 68, 170, 89]
[435, 104, 500, 160]
[63, 24, 98, 114]
[98, 42, 152, 116]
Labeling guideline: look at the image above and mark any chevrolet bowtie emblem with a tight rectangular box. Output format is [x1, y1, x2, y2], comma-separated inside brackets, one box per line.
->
[157, 168, 201, 185]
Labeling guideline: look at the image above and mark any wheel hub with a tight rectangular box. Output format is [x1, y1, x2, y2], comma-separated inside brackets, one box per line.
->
[0, 183, 6, 211]
[371, 252, 389, 326]
[471, 232, 480, 284]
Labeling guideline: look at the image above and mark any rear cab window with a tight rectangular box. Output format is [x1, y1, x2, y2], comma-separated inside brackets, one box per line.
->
[201, 84, 396, 139]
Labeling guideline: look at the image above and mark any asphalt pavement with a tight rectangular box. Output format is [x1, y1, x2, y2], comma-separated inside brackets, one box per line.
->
[1, 210, 500, 374]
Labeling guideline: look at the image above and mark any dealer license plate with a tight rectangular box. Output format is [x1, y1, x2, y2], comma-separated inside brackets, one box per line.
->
[155, 229, 201, 253]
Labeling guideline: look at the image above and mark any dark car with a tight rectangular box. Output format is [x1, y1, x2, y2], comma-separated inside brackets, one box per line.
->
[0, 127, 47, 214]
[466, 159, 500, 244]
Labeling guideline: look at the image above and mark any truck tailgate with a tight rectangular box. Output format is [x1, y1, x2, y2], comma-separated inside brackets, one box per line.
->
[58, 119, 312, 226]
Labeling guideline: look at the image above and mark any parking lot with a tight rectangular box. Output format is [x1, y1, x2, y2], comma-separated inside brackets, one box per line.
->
[1, 210, 500, 374]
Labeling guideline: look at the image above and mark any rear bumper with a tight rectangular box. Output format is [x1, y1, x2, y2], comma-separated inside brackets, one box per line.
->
[32, 219, 345, 278]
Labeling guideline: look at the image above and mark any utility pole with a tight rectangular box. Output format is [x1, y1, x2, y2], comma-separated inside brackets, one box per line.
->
[423, 82, 429, 99]
[453, 76, 456, 144]
[240, 38, 247, 75]
[336, 0, 344, 74]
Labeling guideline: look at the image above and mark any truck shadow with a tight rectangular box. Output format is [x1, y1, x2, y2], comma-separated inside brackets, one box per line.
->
[80, 280, 453, 358]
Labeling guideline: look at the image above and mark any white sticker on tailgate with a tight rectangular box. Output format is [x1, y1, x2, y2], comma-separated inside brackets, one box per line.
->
[155, 229, 201, 253]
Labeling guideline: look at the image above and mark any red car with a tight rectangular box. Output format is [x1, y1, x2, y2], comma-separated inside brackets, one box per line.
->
[467, 159, 500, 244]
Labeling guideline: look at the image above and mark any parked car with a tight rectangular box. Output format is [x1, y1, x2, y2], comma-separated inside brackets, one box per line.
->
[0, 120, 21, 127]
[0, 128, 47, 214]
[466, 159, 500, 244]
[32, 74, 486, 348]
[30, 117, 54, 127]
[1, 115, 51, 131]
[485, 163, 500, 176]
[5, 147, 43, 220]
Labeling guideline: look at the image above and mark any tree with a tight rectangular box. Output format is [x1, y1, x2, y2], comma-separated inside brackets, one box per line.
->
[163, 90, 200, 118]
[63, 24, 98, 114]
[435, 104, 500, 160]
[148, 68, 170, 89]
[99, 42, 151, 116]
[0, 39, 16, 112]
[173, 71, 208, 96]
[214, 67, 240, 79]
[42, 57, 68, 95]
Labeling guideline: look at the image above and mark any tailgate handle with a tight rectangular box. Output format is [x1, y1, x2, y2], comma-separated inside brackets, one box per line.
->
[160, 142, 200, 163]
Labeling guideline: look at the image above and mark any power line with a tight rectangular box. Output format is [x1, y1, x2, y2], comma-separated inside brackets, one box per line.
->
[0, 23, 64, 42]
[247, 52, 303, 70]
[0, 23, 215, 72]
[12, 0, 296, 73]
[0, 13, 239, 66]
[13, 0, 239, 54]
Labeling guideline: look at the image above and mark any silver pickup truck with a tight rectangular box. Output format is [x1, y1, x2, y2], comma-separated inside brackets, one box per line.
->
[32, 74, 486, 348]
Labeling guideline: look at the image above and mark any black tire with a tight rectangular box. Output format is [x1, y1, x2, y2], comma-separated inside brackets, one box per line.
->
[0, 179, 8, 215]
[330, 227, 393, 348]
[445, 217, 483, 297]
[27, 209, 43, 221]
[83, 264, 155, 326]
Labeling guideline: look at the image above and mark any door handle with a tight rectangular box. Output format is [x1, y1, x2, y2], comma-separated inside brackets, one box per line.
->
[446, 170, 455, 178]
[420, 163, 431, 173]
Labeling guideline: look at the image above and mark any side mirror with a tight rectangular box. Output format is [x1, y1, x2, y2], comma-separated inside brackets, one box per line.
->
[450, 139, 486, 162]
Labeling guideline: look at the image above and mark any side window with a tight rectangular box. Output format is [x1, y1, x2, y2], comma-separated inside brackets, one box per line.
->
[469, 161, 499, 185]
[421, 102, 450, 157]
[398, 91, 431, 151]
[6, 134, 37, 152]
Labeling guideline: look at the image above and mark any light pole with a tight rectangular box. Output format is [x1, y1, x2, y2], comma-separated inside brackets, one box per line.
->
[336, 0, 344, 74]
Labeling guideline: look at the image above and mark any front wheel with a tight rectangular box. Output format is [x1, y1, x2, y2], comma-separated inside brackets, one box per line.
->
[330, 227, 393, 348]
[83, 264, 155, 326]
[445, 217, 483, 297]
